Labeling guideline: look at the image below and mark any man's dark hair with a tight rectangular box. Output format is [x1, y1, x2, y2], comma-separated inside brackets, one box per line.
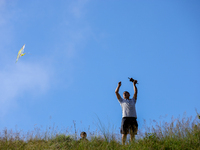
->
[80, 132, 87, 137]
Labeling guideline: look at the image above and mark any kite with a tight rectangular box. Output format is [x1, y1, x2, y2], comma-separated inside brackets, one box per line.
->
[16, 44, 26, 63]
[195, 108, 200, 119]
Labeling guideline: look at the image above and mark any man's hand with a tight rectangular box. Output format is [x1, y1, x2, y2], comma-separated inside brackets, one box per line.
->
[115, 81, 122, 100]
[133, 80, 138, 100]
[133, 80, 138, 85]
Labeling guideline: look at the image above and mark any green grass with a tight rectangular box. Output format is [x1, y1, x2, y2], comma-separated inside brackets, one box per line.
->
[0, 115, 199, 150]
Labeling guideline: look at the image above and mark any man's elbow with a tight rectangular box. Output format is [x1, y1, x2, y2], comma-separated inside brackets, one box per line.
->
[134, 94, 137, 100]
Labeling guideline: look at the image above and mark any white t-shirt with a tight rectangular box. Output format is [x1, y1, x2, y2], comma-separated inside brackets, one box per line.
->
[118, 97, 137, 118]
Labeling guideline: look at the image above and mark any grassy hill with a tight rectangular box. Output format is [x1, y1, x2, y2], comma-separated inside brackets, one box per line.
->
[0, 115, 199, 150]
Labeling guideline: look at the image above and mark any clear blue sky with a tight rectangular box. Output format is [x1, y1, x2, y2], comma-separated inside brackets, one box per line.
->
[0, 0, 199, 138]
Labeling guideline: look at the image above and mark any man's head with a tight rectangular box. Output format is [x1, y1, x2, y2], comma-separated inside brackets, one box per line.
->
[80, 132, 87, 139]
[123, 91, 130, 99]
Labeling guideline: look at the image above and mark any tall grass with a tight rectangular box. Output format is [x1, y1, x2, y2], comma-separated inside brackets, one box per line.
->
[0, 114, 199, 149]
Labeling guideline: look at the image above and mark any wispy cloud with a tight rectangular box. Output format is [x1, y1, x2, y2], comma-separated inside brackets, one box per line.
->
[0, 1, 52, 117]
[0, 0, 6, 25]
[54, 0, 91, 60]
[69, 0, 89, 18]
[0, 62, 50, 117]
[0, 0, 91, 117]
[0, 1, 13, 63]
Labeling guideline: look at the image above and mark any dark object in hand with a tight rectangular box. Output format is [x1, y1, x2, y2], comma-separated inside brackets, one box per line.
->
[128, 77, 138, 84]
[128, 77, 134, 82]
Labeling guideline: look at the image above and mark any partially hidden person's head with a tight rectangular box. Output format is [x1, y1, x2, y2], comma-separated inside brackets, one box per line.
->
[123, 91, 130, 99]
[80, 132, 87, 138]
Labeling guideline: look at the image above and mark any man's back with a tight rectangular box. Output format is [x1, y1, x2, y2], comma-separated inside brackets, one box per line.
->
[118, 97, 137, 118]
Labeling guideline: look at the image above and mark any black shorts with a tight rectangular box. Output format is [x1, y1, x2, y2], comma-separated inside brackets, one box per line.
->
[120, 117, 138, 135]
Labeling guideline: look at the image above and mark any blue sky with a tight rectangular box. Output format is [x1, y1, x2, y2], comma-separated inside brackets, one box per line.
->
[0, 0, 200, 138]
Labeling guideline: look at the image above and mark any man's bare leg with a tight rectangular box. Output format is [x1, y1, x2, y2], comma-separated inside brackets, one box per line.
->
[130, 134, 135, 142]
[122, 134, 127, 145]
[130, 129, 137, 142]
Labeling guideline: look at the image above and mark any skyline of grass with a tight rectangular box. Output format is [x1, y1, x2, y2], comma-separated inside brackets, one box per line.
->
[0, 113, 199, 149]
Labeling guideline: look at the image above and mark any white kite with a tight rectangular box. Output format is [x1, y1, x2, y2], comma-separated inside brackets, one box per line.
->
[16, 44, 26, 63]
[195, 108, 200, 119]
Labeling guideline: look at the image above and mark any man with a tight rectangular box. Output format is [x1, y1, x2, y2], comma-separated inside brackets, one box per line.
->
[115, 78, 138, 145]
[79, 131, 88, 141]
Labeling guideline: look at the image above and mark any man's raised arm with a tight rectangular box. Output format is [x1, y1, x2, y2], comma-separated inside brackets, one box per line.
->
[115, 81, 122, 100]
[133, 80, 138, 101]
